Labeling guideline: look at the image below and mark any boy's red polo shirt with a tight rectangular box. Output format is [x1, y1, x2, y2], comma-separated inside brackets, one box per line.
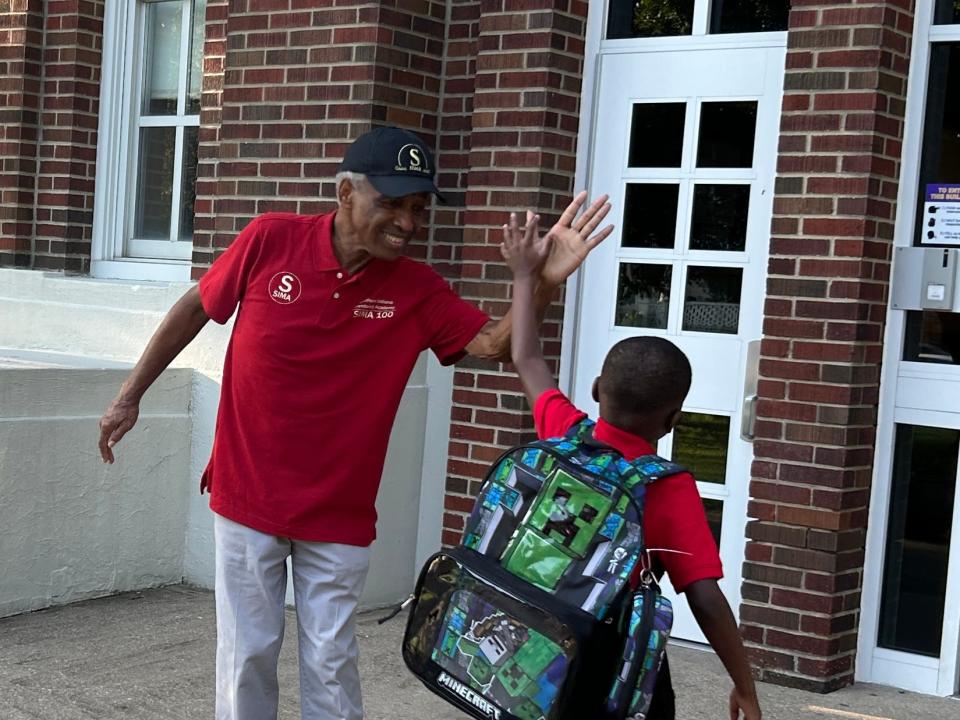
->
[534, 389, 723, 593]
[198, 212, 489, 545]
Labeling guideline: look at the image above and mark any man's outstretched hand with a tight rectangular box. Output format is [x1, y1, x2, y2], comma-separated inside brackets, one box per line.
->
[98, 397, 140, 464]
[539, 191, 614, 287]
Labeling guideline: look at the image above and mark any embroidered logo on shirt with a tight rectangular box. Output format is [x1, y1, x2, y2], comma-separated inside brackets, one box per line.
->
[353, 298, 395, 319]
[268, 272, 302, 304]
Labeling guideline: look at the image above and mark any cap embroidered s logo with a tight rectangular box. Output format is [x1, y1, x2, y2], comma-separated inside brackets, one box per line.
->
[395, 143, 429, 175]
[268, 272, 302, 304]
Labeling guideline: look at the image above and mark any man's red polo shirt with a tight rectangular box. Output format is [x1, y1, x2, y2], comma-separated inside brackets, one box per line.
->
[198, 212, 489, 545]
[534, 389, 723, 593]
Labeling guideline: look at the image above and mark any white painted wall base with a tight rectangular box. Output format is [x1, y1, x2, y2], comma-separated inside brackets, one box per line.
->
[0, 359, 192, 618]
[0, 268, 451, 615]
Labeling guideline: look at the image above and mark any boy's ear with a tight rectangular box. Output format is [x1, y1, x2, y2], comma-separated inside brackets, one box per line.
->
[591, 377, 600, 403]
[665, 407, 683, 434]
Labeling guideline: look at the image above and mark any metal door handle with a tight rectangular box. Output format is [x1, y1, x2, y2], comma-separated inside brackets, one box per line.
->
[741, 394, 758, 441]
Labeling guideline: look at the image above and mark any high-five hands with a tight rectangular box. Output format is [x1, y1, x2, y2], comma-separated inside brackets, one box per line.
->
[538, 191, 614, 287]
[501, 212, 549, 279]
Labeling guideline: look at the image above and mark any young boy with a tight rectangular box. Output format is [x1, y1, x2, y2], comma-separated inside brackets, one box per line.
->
[501, 212, 762, 720]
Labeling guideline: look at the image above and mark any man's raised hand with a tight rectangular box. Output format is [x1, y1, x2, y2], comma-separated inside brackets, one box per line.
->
[539, 191, 614, 287]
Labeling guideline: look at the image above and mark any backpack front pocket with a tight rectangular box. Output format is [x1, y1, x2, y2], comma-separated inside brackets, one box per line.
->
[403, 551, 618, 720]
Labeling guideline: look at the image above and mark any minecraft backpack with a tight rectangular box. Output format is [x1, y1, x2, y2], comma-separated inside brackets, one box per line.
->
[402, 419, 685, 720]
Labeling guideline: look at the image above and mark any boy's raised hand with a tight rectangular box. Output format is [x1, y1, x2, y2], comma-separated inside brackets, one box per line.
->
[500, 211, 548, 278]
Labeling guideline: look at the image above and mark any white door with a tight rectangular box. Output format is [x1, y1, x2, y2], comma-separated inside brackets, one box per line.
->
[857, 3, 960, 696]
[572, 44, 784, 642]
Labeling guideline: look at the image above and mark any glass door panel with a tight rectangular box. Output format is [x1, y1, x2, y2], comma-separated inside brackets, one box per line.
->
[710, 0, 791, 34]
[629, 102, 686, 167]
[672, 412, 731, 485]
[615, 263, 672, 329]
[690, 184, 750, 251]
[902, 43, 960, 366]
[703, 498, 724, 549]
[683, 266, 743, 334]
[622, 183, 681, 248]
[935, 0, 960, 25]
[607, 0, 695, 39]
[696, 101, 758, 168]
[878, 425, 959, 657]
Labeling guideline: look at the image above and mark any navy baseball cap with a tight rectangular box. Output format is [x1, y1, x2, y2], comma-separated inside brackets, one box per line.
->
[339, 126, 443, 201]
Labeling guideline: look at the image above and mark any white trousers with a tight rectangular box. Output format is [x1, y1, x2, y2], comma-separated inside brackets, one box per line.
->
[214, 514, 371, 720]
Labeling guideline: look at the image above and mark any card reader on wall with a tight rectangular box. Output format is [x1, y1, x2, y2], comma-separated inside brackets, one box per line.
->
[891, 247, 960, 311]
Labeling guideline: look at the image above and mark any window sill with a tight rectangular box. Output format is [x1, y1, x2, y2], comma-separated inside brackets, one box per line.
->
[91, 259, 191, 282]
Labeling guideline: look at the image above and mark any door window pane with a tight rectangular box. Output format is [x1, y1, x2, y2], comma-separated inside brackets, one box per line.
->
[697, 102, 757, 168]
[179, 126, 200, 240]
[616, 263, 672, 329]
[187, 0, 207, 114]
[878, 425, 959, 657]
[629, 103, 686, 168]
[134, 127, 176, 239]
[672, 413, 730, 485]
[710, 0, 791, 34]
[622, 184, 680, 249]
[607, 0, 694, 39]
[903, 310, 960, 365]
[702, 498, 723, 549]
[683, 266, 742, 334]
[935, 0, 960, 24]
[142, 1, 182, 115]
[690, 184, 750, 251]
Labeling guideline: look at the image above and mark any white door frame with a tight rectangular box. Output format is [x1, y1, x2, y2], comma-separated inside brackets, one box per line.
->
[563, 3, 786, 642]
[857, 1, 960, 696]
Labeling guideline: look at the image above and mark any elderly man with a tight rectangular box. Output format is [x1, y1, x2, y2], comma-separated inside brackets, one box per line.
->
[98, 126, 612, 720]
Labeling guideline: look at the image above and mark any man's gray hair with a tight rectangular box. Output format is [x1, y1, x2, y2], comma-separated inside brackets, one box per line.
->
[335, 171, 367, 204]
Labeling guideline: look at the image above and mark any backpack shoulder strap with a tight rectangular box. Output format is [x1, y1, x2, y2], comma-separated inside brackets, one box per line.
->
[563, 417, 596, 442]
[617, 453, 686, 496]
[630, 454, 686, 482]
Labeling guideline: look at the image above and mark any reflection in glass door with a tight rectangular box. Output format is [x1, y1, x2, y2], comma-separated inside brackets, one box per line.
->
[878, 426, 958, 657]
[574, 42, 785, 642]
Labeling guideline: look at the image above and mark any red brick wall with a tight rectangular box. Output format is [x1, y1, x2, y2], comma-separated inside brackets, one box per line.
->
[0, 0, 103, 272]
[33, 0, 103, 272]
[191, 0, 447, 274]
[743, 0, 915, 692]
[0, 0, 44, 267]
[439, 0, 589, 545]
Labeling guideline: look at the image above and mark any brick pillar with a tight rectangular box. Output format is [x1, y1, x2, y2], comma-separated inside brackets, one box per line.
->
[743, 1, 915, 692]
[191, 0, 446, 274]
[192, 0, 228, 268]
[0, 1, 42, 267]
[429, 0, 480, 279]
[33, 0, 103, 272]
[440, 1, 589, 545]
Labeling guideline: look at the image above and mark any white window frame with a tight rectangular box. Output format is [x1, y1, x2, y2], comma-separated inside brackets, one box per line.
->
[92, 0, 202, 281]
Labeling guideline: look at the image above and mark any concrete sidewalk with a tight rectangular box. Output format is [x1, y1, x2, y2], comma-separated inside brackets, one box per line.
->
[0, 586, 957, 720]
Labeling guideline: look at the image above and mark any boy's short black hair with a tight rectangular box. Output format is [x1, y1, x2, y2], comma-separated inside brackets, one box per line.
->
[599, 336, 692, 415]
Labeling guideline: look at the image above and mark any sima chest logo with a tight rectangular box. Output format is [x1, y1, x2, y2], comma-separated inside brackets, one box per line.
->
[268, 272, 302, 304]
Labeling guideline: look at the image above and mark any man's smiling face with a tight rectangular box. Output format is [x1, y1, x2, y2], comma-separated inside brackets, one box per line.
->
[345, 179, 431, 261]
